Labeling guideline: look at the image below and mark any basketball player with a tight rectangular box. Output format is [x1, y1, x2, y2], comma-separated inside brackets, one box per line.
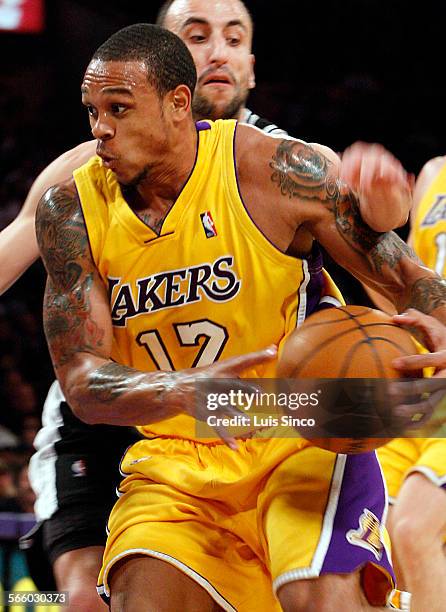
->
[2, 4, 286, 609]
[0, 2, 412, 610]
[375, 154, 446, 612]
[36, 24, 446, 611]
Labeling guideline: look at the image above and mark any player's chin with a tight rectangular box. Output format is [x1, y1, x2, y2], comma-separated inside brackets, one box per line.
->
[116, 168, 146, 187]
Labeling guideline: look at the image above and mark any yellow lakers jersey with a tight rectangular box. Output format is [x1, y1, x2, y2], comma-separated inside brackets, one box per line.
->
[74, 119, 342, 440]
[412, 160, 446, 274]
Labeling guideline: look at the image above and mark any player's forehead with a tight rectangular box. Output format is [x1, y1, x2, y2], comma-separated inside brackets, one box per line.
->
[81, 59, 150, 95]
[164, 0, 252, 38]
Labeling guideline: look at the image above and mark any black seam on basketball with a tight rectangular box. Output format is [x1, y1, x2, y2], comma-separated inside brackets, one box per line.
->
[288, 327, 368, 377]
[288, 330, 413, 378]
[340, 339, 386, 378]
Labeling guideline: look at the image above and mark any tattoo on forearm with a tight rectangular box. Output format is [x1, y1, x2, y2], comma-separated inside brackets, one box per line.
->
[406, 277, 446, 314]
[36, 181, 104, 368]
[88, 362, 146, 402]
[333, 190, 381, 256]
[368, 233, 418, 274]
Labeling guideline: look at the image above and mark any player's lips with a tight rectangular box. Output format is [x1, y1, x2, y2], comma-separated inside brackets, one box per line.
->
[97, 148, 118, 168]
[200, 71, 233, 87]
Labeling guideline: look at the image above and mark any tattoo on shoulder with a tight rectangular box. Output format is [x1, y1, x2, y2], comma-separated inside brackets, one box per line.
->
[270, 140, 339, 202]
[37, 181, 104, 369]
[36, 182, 88, 288]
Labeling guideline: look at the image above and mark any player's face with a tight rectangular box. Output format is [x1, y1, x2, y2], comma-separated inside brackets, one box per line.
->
[164, 0, 255, 121]
[81, 59, 170, 186]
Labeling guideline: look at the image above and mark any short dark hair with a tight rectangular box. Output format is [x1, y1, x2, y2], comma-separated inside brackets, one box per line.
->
[92, 23, 196, 97]
[156, 0, 253, 34]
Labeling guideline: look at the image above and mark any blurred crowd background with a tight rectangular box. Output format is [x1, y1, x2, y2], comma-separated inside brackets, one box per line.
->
[0, 0, 445, 510]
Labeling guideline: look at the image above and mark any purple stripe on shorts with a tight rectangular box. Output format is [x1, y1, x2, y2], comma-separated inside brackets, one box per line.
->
[196, 120, 211, 131]
[304, 246, 324, 318]
[321, 452, 394, 580]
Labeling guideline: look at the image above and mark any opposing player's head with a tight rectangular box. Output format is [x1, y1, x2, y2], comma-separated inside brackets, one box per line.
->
[157, 0, 255, 121]
[81, 23, 196, 186]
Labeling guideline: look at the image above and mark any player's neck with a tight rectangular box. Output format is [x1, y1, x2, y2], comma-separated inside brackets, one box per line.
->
[193, 106, 247, 123]
[134, 124, 198, 206]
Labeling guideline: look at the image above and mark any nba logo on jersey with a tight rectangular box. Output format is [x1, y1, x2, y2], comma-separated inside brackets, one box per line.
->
[71, 459, 87, 477]
[200, 211, 217, 238]
[421, 194, 446, 226]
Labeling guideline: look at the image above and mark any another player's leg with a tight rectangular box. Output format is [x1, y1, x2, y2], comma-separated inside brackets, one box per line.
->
[109, 555, 224, 611]
[277, 571, 391, 611]
[387, 472, 446, 612]
[263, 446, 396, 611]
[53, 547, 107, 611]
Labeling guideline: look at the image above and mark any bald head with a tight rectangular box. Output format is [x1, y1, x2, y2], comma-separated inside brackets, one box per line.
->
[157, 0, 253, 45]
[157, 0, 255, 121]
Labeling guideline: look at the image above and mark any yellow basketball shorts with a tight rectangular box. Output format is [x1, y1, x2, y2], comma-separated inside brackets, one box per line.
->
[98, 437, 394, 611]
[378, 437, 446, 502]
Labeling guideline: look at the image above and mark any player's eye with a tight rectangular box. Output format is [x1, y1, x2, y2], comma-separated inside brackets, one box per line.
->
[227, 36, 241, 46]
[111, 103, 126, 114]
[189, 34, 206, 43]
[85, 105, 97, 118]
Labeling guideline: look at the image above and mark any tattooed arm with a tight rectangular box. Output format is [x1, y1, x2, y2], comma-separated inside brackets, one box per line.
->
[236, 128, 446, 323]
[36, 180, 274, 433]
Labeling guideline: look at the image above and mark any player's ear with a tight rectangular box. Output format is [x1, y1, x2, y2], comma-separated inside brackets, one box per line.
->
[248, 54, 256, 90]
[168, 85, 192, 122]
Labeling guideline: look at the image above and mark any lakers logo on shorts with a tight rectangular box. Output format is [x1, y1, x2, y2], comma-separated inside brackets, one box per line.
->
[346, 508, 383, 560]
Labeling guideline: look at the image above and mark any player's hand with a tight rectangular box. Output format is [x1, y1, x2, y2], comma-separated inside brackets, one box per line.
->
[389, 310, 446, 428]
[166, 345, 277, 449]
[393, 309, 446, 374]
[340, 142, 413, 232]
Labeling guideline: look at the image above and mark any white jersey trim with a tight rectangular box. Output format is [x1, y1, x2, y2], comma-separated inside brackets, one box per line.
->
[98, 548, 237, 611]
[28, 380, 66, 521]
[406, 465, 446, 487]
[272, 454, 346, 592]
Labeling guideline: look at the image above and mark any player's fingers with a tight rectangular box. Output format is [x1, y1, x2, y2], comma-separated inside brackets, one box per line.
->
[339, 142, 369, 187]
[392, 352, 446, 371]
[207, 377, 263, 397]
[389, 377, 446, 398]
[393, 310, 446, 351]
[392, 399, 434, 428]
[211, 424, 239, 450]
[220, 345, 277, 375]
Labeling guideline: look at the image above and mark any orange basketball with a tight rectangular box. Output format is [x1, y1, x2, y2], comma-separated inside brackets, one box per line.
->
[277, 305, 422, 454]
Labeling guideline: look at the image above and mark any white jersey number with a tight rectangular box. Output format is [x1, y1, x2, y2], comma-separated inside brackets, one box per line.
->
[136, 320, 228, 370]
[434, 232, 446, 276]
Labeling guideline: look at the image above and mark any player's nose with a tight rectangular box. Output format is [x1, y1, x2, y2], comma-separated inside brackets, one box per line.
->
[91, 115, 114, 140]
[208, 35, 230, 65]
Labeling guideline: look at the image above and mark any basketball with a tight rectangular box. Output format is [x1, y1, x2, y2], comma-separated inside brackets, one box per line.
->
[277, 305, 423, 454]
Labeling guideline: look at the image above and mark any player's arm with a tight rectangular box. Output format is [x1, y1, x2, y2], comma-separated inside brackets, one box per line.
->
[359, 156, 446, 313]
[0, 140, 96, 295]
[238, 131, 446, 323]
[36, 182, 274, 435]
